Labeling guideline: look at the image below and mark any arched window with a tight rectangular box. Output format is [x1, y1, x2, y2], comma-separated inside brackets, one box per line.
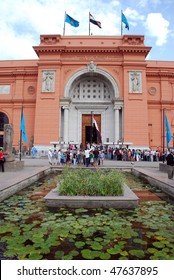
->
[0, 112, 9, 131]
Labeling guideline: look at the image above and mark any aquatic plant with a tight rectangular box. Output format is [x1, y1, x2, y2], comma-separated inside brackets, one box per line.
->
[58, 168, 124, 196]
[0, 172, 174, 260]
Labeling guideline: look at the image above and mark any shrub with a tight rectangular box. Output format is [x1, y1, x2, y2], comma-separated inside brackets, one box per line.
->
[58, 168, 124, 196]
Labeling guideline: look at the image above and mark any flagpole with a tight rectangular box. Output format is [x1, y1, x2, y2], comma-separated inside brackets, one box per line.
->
[121, 10, 123, 36]
[89, 11, 91, 36]
[90, 111, 93, 147]
[163, 108, 165, 162]
[19, 106, 23, 161]
[63, 11, 66, 36]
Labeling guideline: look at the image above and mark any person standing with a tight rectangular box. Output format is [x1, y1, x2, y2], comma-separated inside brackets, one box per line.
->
[0, 148, 5, 172]
[48, 149, 53, 165]
[99, 150, 105, 165]
[84, 147, 90, 167]
[166, 150, 174, 179]
[31, 145, 37, 158]
[90, 151, 94, 167]
[52, 149, 58, 165]
[93, 147, 99, 167]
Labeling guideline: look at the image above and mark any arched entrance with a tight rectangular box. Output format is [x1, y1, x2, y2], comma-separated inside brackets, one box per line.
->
[0, 112, 9, 147]
[82, 114, 101, 146]
[60, 64, 123, 147]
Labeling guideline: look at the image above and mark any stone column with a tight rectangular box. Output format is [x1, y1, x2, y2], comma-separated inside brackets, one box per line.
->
[63, 106, 69, 144]
[114, 106, 120, 143]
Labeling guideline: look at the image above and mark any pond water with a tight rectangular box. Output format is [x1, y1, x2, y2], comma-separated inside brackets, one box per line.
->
[0, 171, 174, 260]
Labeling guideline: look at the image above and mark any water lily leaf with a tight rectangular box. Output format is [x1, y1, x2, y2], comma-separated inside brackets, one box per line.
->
[81, 249, 95, 260]
[69, 250, 79, 257]
[120, 250, 129, 256]
[94, 237, 103, 242]
[133, 238, 147, 245]
[119, 256, 129, 260]
[154, 236, 166, 241]
[55, 250, 64, 259]
[75, 241, 85, 248]
[129, 249, 145, 258]
[107, 247, 121, 255]
[28, 251, 43, 260]
[75, 208, 88, 214]
[99, 252, 111, 260]
[90, 241, 103, 251]
[152, 242, 165, 249]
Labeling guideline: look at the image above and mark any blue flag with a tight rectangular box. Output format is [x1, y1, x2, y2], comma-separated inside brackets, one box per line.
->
[20, 111, 28, 143]
[122, 12, 129, 30]
[165, 112, 172, 148]
[65, 13, 79, 27]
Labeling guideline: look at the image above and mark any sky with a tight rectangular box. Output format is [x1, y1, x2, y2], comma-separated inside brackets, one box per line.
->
[0, 0, 174, 61]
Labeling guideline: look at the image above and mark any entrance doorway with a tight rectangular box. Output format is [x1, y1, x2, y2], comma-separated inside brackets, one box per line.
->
[82, 114, 101, 148]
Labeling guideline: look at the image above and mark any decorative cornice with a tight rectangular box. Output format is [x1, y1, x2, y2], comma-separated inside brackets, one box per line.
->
[146, 71, 174, 77]
[0, 71, 38, 77]
[33, 46, 151, 57]
[148, 100, 174, 105]
[123, 35, 144, 45]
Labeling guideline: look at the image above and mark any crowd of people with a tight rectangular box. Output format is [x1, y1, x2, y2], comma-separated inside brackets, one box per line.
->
[46, 143, 170, 167]
[47, 144, 105, 167]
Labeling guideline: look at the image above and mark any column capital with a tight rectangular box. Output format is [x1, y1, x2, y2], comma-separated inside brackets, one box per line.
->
[62, 105, 69, 110]
[114, 105, 122, 110]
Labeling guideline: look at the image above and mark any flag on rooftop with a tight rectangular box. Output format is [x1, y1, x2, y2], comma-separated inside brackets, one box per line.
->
[122, 12, 129, 30]
[89, 12, 101, 28]
[65, 13, 79, 27]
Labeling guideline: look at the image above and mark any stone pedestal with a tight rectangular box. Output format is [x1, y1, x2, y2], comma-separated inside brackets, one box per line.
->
[4, 160, 24, 171]
[168, 166, 174, 179]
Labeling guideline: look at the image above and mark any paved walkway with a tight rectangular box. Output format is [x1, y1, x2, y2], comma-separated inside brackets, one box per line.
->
[0, 157, 173, 195]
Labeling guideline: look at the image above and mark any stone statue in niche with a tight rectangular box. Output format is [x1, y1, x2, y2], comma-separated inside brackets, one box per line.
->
[3, 123, 15, 161]
[129, 71, 142, 93]
[42, 71, 55, 92]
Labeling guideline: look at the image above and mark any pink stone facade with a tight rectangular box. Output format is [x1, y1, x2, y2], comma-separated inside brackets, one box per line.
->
[0, 35, 174, 151]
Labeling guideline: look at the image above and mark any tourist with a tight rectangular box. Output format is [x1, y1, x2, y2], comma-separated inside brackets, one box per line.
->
[99, 150, 105, 165]
[57, 149, 61, 165]
[90, 151, 94, 167]
[73, 152, 77, 166]
[93, 147, 99, 167]
[66, 149, 71, 165]
[31, 145, 37, 158]
[52, 149, 58, 165]
[48, 149, 53, 165]
[60, 151, 66, 165]
[84, 147, 90, 167]
[166, 150, 174, 166]
[77, 149, 81, 164]
[166, 150, 174, 179]
[0, 148, 5, 172]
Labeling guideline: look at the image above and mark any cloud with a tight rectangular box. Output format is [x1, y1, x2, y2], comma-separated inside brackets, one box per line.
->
[145, 13, 170, 46]
[138, 0, 161, 8]
[0, 0, 173, 60]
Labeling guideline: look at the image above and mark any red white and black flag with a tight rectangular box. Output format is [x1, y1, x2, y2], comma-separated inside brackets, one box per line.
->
[92, 112, 102, 143]
[89, 12, 101, 28]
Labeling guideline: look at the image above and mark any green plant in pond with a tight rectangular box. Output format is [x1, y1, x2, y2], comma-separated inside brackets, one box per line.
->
[1, 172, 174, 260]
[58, 168, 124, 196]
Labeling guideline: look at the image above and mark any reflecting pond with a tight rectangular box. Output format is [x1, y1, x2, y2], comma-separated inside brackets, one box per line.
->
[0, 171, 174, 260]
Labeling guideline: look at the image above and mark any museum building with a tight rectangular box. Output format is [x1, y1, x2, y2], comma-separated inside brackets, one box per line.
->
[0, 34, 174, 152]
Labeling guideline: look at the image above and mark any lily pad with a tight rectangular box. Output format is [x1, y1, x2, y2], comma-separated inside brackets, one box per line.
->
[129, 249, 145, 258]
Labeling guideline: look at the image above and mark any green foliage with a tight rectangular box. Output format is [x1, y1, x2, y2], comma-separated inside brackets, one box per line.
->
[58, 168, 124, 196]
[0, 172, 174, 260]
